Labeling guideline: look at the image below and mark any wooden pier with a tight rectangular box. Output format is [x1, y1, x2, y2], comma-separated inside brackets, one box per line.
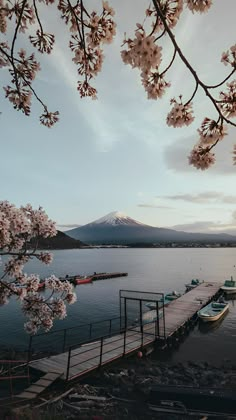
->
[91, 272, 128, 281]
[59, 271, 128, 285]
[29, 281, 222, 382]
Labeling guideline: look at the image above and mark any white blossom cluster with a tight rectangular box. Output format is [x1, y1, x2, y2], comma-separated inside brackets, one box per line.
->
[0, 201, 77, 334]
[60, 0, 116, 99]
[188, 146, 215, 170]
[166, 97, 194, 127]
[219, 80, 236, 119]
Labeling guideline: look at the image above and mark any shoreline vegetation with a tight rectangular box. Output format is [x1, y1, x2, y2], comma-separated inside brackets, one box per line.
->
[37, 231, 236, 250]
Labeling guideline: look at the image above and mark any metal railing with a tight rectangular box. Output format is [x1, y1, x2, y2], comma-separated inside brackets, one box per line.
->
[65, 317, 160, 381]
[28, 315, 127, 361]
[28, 289, 167, 378]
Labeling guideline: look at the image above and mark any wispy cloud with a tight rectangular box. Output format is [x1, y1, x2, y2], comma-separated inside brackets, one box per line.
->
[171, 210, 236, 235]
[162, 192, 236, 204]
[138, 203, 173, 209]
[57, 224, 81, 229]
[171, 221, 218, 233]
[172, 220, 236, 235]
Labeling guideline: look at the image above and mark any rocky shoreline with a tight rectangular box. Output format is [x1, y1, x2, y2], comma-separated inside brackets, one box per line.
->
[8, 354, 236, 420]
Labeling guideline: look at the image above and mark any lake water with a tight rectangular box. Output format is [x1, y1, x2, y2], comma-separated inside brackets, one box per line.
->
[1, 248, 236, 366]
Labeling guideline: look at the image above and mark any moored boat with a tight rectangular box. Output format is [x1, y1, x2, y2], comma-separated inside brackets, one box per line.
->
[142, 309, 163, 324]
[221, 276, 236, 294]
[185, 278, 202, 292]
[75, 276, 93, 285]
[146, 291, 181, 310]
[165, 291, 181, 301]
[198, 301, 229, 322]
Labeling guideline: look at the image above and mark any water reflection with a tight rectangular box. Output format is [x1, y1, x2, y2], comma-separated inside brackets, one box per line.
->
[224, 294, 236, 306]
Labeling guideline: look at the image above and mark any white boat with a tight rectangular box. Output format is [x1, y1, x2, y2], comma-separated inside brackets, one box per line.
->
[221, 276, 236, 294]
[198, 301, 229, 322]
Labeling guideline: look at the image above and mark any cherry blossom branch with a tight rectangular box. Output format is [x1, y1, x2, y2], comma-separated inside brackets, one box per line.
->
[154, 28, 166, 40]
[152, 0, 236, 129]
[33, 0, 43, 34]
[80, 0, 88, 82]
[160, 48, 176, 76]
[10, 0, 27, 59]
[185, 80, 199, 105]
[67, 0, 83, 40]
[10, 0, 27, 95]
[205, 68, 236, 89]
[0, 202, 77, 333]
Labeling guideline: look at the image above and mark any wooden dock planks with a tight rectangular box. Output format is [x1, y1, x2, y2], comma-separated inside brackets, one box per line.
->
[29, 281, 222, 381]
[16, 371, 62, 399]
[160, 281, 222, 336]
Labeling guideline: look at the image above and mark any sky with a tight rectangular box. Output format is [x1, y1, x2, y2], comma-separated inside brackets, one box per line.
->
[1, 0, 236, 235]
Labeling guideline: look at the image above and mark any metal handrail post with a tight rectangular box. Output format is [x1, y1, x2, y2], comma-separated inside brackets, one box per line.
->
[139, 300, 143, 335]
[156, 300, 159, 337]
[162, 294, 166, 338]
[62, 329, 67, 352]
[27, 336, 33, 363]
[124, 298, 127, 330]
[119, 290, 122, 330]
[66, 347, 71, 381]
[141, 323, 144, 347]
[99, 337, 104, 366]
[123, 330, 126, 355]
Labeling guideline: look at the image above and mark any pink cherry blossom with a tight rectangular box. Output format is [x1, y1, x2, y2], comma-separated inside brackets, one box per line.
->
[146, 1, 183, 33]
[219, 80, 236, 119]
[198, 118, 227, 145]
[37, 252, 53, 265]
[185, 0, 212, 14]
[188, 145, 215, 170]
[77, 81, 97, 99]
[221, 45, 236, 67]
[39, 111, 59, 127]
[0, 202, 77, 333]
[30, 31, 55, 54]
[167, 98, 194, 127]
[0, 0, 235, 170]
[141, 69, 170, 99]
[121, 30, 162, 73]
[66, 293, 77, 304]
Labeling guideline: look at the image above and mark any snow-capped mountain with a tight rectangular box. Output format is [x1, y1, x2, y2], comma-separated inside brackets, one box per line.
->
[91, 211, 146, 227]
[66, 211, 236, 245]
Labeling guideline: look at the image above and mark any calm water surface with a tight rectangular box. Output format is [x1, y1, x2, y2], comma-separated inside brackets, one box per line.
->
[1, 248, 236, 365]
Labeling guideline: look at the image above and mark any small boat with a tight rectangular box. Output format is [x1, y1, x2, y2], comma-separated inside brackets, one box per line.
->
[146, 291, 181, 310]
[185, 278, 202, 292]
[198, 301, 229, 322]
[75, 276, 93, 285]
[165, 291, 181, 301]
[146, 298, 165, 310]
[142, 309, 163, 324]
[221, 276, 236, 294]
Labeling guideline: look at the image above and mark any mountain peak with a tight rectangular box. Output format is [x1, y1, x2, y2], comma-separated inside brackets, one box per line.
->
[91, 211, 146, 227]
